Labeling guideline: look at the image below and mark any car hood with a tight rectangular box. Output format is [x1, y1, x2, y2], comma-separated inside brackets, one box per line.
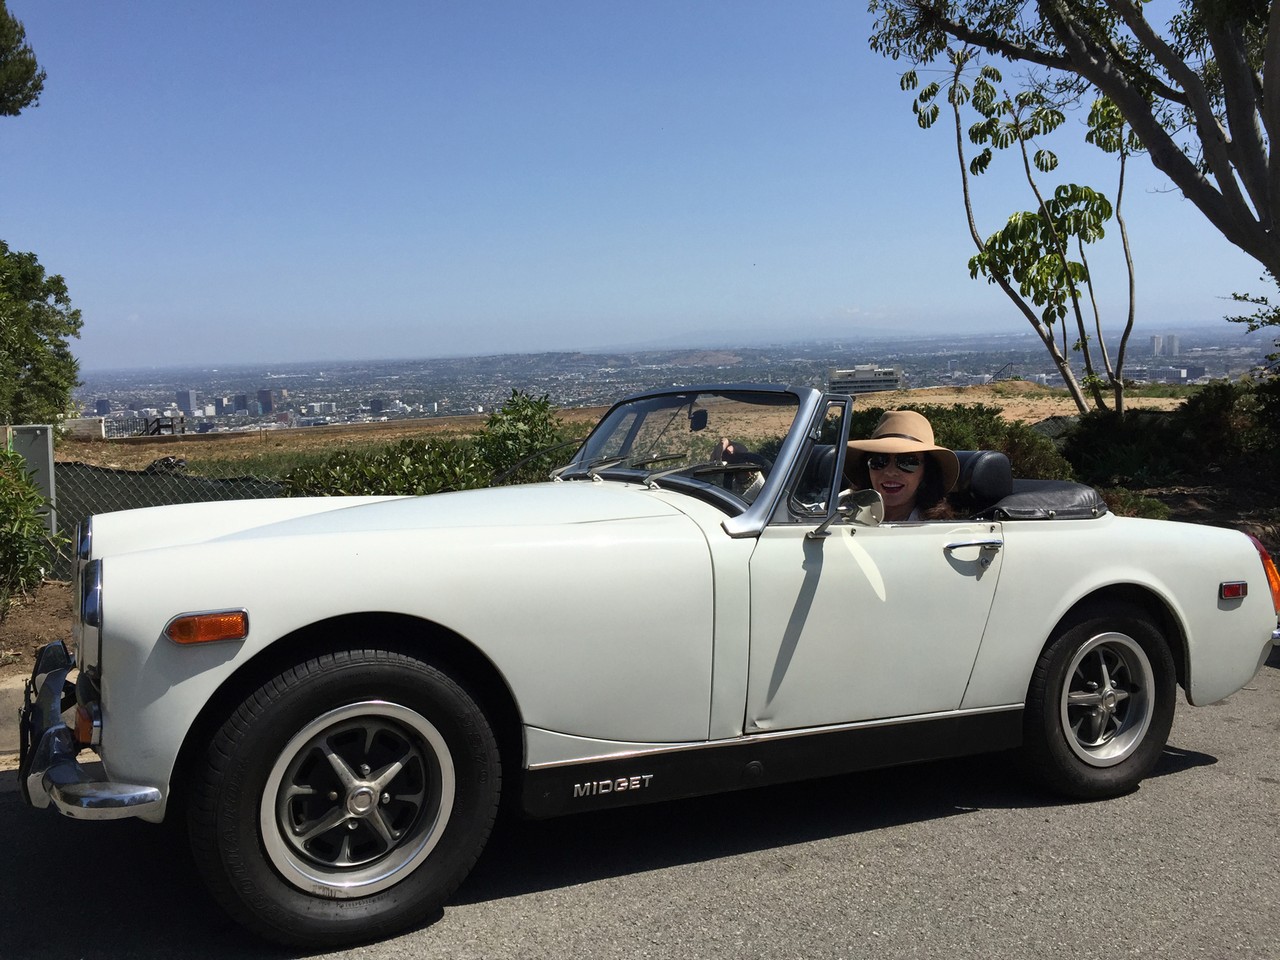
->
[87, 481, 686, 560]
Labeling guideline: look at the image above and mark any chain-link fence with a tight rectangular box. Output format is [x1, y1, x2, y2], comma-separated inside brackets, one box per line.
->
[51, 459, 283, 578]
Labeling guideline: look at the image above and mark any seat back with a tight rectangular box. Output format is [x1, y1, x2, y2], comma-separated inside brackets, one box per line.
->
[951, 450, 1013, 514]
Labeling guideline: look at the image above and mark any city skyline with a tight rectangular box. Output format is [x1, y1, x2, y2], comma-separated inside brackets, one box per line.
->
[75, 324, 1272, 433]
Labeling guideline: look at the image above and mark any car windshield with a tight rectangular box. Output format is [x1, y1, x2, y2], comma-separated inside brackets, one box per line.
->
[560, 388, 802, 490]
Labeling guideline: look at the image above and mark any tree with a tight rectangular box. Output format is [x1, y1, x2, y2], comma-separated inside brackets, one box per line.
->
[0, 241, 83, 425]
[0, 0, 44, 116]
[907, 48, 1139, 413]
[1, 10, 74, 425]
[869, 0, 1280, 343]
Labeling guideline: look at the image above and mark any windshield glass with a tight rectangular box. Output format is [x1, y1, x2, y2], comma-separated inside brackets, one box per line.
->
[562, 389, 802, 492]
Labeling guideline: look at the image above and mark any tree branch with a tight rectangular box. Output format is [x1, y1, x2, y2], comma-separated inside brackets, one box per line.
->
[1040, 0, 1280, 274]
[1204, 19, 1271, 226]
[1097, 0, 1259, 224]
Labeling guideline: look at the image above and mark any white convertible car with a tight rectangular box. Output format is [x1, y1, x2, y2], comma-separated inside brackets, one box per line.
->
[20, 385, 1280, 946]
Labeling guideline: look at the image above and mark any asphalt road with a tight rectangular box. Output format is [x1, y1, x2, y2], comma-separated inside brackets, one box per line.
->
[3, 646, 1277, 960]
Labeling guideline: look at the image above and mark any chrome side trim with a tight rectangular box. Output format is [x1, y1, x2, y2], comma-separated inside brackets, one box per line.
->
[81, 560, 102, 628]
[525, 703, 1024, 771]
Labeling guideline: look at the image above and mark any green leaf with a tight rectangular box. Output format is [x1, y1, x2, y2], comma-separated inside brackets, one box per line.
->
[969, 148, 993, 175]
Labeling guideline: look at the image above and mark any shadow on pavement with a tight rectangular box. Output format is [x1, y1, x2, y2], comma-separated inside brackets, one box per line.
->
[0, 742, 1217, 958]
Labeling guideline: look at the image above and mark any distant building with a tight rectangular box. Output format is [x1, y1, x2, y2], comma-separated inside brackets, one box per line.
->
[257, 388, 274, 414]
[1166, 334, 1181, 356]
[214, 396, 233, 416]
[234, 394, 250, 414]
[370, 398, 386, 414]
[828, 365, 902, 395]
[94, 398, 112, 415]
[176, 389, 198, 414]
[1150, 335, 1164, 356]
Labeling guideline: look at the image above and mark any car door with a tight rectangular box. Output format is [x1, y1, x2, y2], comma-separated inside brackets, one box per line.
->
[744, 518, 1005, 732]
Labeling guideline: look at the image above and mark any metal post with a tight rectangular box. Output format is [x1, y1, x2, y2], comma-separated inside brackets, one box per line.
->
[10, 424, 57, 537]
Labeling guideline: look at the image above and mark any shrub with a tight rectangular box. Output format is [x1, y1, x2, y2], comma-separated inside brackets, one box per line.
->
[1097, 487, 1171, 520]
[1063, 378, 1280, 487]
[475, 390, 572, 485]
[281, 436, 488, 497]
[281, 390, 571, 497]
[0, 449, 55, 618]
[1061, 410, 1183, 486]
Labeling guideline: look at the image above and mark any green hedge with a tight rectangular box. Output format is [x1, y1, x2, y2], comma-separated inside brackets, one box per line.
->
[1063, 378, 1280, 486]
[281, 390, 572, 497]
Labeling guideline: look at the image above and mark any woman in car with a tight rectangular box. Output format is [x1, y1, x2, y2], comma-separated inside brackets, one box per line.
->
[846, 410, 959, 521]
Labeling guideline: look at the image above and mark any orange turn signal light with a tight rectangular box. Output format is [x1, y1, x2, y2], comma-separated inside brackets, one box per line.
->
[165, 610, 249, 645]
[75, 703, 101, 747]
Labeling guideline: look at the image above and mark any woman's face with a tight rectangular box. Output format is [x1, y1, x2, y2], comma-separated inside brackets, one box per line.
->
[867, 453, 925, 520]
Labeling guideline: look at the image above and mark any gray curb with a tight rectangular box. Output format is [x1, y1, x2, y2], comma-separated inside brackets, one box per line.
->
[1, 674, 27, 757]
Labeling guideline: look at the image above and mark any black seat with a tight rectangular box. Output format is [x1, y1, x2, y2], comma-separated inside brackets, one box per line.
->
[951, 450, 1013, 515]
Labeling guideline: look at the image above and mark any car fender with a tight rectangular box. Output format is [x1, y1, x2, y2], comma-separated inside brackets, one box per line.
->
[963, 515, 1275, 709]
[92, 508, 717, 805]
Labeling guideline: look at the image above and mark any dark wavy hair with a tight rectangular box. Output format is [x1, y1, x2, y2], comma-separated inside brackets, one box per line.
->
[915, 457, 955, 520]
[847, 452, 955, 521]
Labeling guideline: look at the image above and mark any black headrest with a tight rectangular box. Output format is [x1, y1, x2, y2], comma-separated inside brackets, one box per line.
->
[953, 450, 1013, 505]
[802, 444, 838, 487]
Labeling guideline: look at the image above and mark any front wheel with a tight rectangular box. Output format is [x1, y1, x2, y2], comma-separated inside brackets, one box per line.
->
[187, 648, 500, 947]
[1023, 606, 1175, 799]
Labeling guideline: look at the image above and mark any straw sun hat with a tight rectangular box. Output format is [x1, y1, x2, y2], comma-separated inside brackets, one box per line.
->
[846, 410, 960, 493]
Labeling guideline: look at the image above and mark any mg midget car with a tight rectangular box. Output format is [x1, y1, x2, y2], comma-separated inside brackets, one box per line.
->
[20, 385, 1280, 946]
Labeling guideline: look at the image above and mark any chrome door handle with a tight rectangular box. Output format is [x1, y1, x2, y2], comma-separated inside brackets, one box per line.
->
[944, 539, 1004, 568]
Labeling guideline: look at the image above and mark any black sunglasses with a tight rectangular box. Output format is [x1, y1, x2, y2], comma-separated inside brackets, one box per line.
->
[866, 453, 922, 473]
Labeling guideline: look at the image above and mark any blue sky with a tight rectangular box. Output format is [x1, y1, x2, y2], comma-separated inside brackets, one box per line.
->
[2, 1, 1268, 371]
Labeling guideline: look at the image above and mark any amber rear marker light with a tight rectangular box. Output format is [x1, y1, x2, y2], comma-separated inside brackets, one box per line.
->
[165, 611, 249, 645]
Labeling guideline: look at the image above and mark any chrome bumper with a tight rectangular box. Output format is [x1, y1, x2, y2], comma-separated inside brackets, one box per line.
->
[19, 641, 162, 821]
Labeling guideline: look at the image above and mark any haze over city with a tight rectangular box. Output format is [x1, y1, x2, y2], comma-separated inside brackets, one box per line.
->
[3, 2, 1269, 372]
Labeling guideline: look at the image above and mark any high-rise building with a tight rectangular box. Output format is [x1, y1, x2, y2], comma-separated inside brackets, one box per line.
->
[1150, 335, 1164, 356]
[94, 399, 112, 415]
[1166, 334, 1181, 356]
[257, 388, 274, 414]
[214, 396, 232, 416]
[828, 365, 903, 394]
[234, 394, 249, 414]
[176, 389, 198, 414]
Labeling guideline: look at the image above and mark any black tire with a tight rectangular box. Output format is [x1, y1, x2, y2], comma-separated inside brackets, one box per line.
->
[187, 648, 501, 947]
[1023, 605, 1175, 799]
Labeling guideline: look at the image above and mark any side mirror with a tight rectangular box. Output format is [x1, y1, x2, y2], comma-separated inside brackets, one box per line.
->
[807, 488, 883, 539]
[842, 488, 884, 526]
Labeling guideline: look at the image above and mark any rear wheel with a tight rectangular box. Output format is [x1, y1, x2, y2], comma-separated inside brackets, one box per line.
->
[1023, 606, 1175, 799]
[188, 648, 500, 947]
